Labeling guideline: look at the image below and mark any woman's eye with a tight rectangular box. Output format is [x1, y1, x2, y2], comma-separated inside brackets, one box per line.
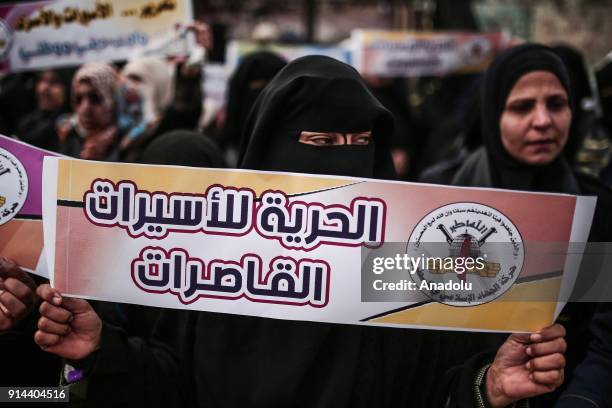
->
[507, 101, 533, 114]
[310, 136, 334, 145]
[353, 136, 371, 145]
[547, 97, 568, 112]
[298, 132, 339, 146]
[90, 93, 103, 105]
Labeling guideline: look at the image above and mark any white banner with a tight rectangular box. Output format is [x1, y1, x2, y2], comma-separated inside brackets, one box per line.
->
[41, 156, 596, 332]
[0, 0, 193, 73]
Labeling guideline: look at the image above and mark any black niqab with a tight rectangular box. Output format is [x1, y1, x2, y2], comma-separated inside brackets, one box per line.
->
[238, 55, 396, 179]
[223, 51, 287, 150]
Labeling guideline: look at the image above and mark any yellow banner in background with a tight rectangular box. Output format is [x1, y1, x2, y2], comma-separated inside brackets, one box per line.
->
[352, 30, 511, 77]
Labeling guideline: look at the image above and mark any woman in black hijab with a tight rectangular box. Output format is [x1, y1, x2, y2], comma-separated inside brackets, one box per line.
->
[223, 51, 287, 154]
[32, 55, 566, 408]
[450, 43, 612, 406]
[452, 44, 577, 192]
[451, 43, 612, 237]
[452, 44, 611, 234]
[15, 68, 74, 152]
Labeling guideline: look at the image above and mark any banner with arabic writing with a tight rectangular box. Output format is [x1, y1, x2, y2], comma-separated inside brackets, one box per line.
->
[351, 30, 511, 77]
[0, 0, 192, 73]
[226, 40, 352, 71]
[43, 157, 595, 332]
[0, 135, 58, 275]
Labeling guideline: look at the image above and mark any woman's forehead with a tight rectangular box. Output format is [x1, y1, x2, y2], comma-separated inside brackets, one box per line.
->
[506, 71, 567, 101]
[300, 131, 372, 135]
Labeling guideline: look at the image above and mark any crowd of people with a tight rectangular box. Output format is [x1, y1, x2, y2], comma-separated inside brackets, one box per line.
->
[1, 19, 612, 408]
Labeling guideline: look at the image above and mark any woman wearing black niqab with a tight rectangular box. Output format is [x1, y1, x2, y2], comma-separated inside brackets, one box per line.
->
[223, 51, 287, 153]
[225, 56, 461, 408]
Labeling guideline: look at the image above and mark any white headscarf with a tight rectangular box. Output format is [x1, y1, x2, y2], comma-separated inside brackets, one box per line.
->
[122, 56, 174, 123]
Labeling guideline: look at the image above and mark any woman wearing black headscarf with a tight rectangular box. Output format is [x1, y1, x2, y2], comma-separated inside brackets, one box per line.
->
[451, 44, 612, 239]
[451, 44, 603, 196]
[450, 43, 612, 406]
[15, 68, 74, 152]
[451, 43, 612, 246]
[453, 45, 573, 190]
[32, 56, 566, 408]
[223, 51, 286, 155]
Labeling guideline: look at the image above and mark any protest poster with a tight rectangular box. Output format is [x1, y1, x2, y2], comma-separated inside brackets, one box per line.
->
[0, 135, 58, 275]
[42, 157, 595, 332]
[226, 40, 352, 71]
[0, 0, 193, 73]
[351, 30, 511, 77]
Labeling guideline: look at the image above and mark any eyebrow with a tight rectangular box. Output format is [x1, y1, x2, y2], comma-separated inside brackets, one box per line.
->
[507, 92, 568, 103]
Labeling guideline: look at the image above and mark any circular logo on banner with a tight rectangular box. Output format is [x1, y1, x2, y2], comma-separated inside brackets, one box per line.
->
[459, 37, 491, 65]
[0, 147, 28, 225]
[407, 202, 523, 306]
[0, 19, 13, 61]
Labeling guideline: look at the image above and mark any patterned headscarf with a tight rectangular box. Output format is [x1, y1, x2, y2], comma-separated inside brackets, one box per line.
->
[72, 62, 119, 113]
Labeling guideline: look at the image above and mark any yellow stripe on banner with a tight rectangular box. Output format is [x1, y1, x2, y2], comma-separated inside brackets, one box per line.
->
[371, 278, 561, 332]
[57, 159, 71, 200]
[56, 160, 354, 201]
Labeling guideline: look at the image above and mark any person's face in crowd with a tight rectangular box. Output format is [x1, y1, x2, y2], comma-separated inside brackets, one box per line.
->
[73, 80, 113, 132]
[123, 72, 146, 96]
[36, 70, 66, 112]
[500, 71, 571, 165]
[298, 131, 372, 146]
